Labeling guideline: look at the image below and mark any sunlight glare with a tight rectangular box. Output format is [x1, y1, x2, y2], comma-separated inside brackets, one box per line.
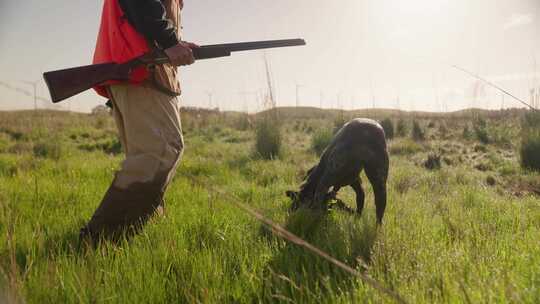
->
[390, 0, 451, 15]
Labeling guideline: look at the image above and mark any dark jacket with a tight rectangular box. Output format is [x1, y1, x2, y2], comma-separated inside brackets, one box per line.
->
[118, 0, 179, 49]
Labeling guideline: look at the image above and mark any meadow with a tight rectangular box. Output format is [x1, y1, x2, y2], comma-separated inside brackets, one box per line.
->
[0, 108, 539, 303]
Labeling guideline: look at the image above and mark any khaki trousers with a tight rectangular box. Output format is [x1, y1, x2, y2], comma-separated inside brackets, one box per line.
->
[81, 84, 184, 241]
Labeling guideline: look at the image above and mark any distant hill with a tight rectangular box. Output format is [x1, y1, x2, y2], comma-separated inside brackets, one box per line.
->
[255, 106, 529, 120]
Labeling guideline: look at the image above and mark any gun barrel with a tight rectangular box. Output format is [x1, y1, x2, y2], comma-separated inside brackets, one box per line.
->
[202, 38, 306, 53]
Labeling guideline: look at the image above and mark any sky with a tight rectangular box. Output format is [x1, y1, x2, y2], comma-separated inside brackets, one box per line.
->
[0, 0, 539, 113]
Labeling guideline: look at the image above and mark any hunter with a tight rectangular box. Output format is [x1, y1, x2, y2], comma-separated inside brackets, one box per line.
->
[80, 0, 198, 242]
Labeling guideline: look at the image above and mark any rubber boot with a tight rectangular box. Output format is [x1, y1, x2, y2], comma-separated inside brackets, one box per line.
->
[79, 182, 163, 244]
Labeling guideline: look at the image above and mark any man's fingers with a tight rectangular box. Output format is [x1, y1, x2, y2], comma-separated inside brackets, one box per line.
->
[184, 49, 195, 65]
[165, 42, 197, 66]
[179, 52, 195, 66]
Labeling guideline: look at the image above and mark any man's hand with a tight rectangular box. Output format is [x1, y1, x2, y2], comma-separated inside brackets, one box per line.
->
[164, 41, 199, 66]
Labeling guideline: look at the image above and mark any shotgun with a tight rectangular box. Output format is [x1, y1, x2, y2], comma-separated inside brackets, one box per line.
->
[43, 38, 306, 103]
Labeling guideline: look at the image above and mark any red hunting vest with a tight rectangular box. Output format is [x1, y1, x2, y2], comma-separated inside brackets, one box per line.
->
[93, 0, 181, 98]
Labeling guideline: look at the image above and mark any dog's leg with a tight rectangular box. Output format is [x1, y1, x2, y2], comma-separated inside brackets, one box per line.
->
[350, 177, 365, 216]
[365, 163, 387, 224]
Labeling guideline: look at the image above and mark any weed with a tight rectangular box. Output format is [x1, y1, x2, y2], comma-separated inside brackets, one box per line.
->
[79, 138, 122, 155]
[255, 118, 282, 159]
[486, 176, 496, 186]
[412, 120, 425, 141]
[463, 125, 473, 140]
[380, 118, 394, 139]
[0, 156, 18, 176]
[474, 118, 490, 144]
[396, 119, 408, 137]
[520, 133, 540, 171]
[311, 128, 333, 155]
[424, 153, 441, 170]
[389, 139, 423, 155]
[0, 134, 10, 153]
[33, 140, 64, 160]
[520, 111, 540, 171]
[439, 122, 449, 139]
[233, 115, 252, 131]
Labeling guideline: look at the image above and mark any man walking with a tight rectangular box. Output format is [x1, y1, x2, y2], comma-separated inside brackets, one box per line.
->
[80, 0, 197, 242]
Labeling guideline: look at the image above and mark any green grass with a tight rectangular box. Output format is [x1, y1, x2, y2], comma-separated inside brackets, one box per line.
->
[0, 110, 539, 303]
[311, 128, 333, 155]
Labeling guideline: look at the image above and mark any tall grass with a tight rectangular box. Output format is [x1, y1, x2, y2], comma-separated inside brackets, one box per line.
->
[520, 111, 540, 171]
[311, 128, 333, 155]
[412, 120, 425, 141]
[255, 117, 282, 159]
[396, 119, 408, 137]
[380, 118, 394, 139]
[473, 117, 490, 144]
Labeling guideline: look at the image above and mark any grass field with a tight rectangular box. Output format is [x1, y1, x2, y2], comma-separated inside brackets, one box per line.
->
[0, 109, 539, 303]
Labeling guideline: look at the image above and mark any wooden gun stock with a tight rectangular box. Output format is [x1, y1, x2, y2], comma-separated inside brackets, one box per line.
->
[44, 63, 130, 103]
[44, 38, 306, 103]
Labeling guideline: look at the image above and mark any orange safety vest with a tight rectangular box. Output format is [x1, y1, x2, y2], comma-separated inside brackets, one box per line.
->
[92, 0, 151, 98]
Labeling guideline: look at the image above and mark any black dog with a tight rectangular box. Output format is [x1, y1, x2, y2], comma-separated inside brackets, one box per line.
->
[286, 118, 389, 224]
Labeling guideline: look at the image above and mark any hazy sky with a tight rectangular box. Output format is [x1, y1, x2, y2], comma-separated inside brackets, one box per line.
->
[0, 0, 539, 113]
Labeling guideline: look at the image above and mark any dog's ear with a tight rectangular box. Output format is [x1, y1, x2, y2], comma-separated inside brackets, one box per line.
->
[285, 190, 298, 199]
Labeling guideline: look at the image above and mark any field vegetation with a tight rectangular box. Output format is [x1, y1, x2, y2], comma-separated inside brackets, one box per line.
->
[0, 108, 539, 303]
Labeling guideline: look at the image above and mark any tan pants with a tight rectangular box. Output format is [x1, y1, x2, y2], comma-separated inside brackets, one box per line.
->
[81, 84, 184, 241]
[110, 84, 184, 190]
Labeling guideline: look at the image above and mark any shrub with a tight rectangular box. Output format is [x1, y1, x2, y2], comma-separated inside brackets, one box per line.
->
[520, 111, 540, 171]
[522, 110, 540, 129]
[8, 142, 33, 154]
[424, 153, 441, 170]
[389, 139, 423, 155]
[439, 122, 449, 138]
[33, 140, 64, 160]
[0, 128, 24, 141]
[473, 118, 490, 144]
[95, 116, 108, 129]
[292, 121, 301, 131]
[498, 161, 518, 176]
[0, 157, 18, 176]
[0, 134, 10, 153]
[211, 125, 223, 135]
[91, 104, 110, 115]
[392, 171, 417, 194]
[380, 118, 394, 139]
[104, 138, 123, 154]
[486, 176, 496, 186]
[463, 125, 473, 140]
[475, 128, 490, 144]
[412, 120, 425, 141]
[79, 138, 122, 155]
[255, 118, 282, 159]
[396, 119, 408, 137]
[473, 144, 487, 153]
[311, 128, 333, 155]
